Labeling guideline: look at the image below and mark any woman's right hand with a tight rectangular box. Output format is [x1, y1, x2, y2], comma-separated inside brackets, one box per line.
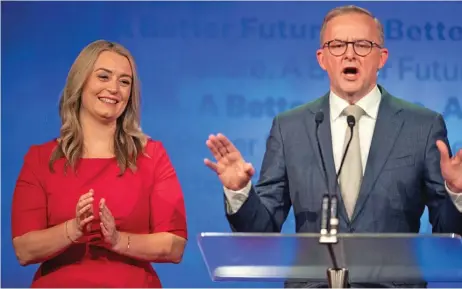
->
[71, 189, 95, 239]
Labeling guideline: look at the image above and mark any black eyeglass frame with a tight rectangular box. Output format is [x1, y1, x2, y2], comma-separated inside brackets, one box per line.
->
[322, 39, 383, 57]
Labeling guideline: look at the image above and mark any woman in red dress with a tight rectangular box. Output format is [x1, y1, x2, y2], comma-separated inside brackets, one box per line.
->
[11, 40, 188, 288]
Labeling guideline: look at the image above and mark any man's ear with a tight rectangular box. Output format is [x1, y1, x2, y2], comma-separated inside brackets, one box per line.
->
[378, 48, 389, 70]
[316, 49, 327, 71]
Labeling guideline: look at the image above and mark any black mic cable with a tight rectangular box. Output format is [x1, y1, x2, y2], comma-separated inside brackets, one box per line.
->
[315, 111, 330, 235]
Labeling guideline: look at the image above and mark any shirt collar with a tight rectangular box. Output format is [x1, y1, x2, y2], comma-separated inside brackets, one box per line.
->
[330, 85, 382, 121]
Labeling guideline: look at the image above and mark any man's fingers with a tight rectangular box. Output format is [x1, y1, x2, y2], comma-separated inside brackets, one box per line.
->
[244, 162, 255, 176]
[436, 140, 450, 164]
[206, 139, 223, 161]
[453, 149, 462, 165]
[204, 158, 218, 172]
[210, 135, 228, 156]
[217, 133, 238, 153]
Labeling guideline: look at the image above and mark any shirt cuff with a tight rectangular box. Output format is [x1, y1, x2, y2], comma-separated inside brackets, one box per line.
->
[446, 181, 462, 213]
[223, 181, 252, 215]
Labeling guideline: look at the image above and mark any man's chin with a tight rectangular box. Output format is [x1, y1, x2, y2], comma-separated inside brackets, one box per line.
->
[339, 84, 362, 97]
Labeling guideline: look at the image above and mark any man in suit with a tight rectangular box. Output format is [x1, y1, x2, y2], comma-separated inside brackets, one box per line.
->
[204, 5, 462, 287]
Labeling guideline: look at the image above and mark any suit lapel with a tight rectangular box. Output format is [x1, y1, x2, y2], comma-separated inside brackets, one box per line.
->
[350, 89, 404, 223]
[305, 95, 349, 224]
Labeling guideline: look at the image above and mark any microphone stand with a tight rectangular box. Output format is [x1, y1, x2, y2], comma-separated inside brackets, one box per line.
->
[319, 195, 348, 289]
[317, 115, 356, 288]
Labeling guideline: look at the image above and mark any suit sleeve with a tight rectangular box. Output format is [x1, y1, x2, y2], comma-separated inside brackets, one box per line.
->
[226, 116, 292, 232]
[11, 146, 48, 238]
[150, 142, 188, 240]
[424, 114, 462, 235]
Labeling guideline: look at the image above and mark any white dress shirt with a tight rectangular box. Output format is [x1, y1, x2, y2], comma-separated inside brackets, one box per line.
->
[330, 85, 380, 174]
[224, 86, 462, 214]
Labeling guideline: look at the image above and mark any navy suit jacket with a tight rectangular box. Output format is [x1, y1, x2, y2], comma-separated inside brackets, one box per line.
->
[226, 85, 462, 287]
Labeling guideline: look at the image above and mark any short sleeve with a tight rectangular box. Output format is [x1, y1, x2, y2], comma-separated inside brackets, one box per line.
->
[149, 142, 187, 240]
[11, 145, 48, 238]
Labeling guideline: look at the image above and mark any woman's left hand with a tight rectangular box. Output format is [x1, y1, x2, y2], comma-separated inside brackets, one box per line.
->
[99, 198, 120, 248]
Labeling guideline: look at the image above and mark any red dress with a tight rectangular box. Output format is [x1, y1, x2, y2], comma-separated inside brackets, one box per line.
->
[11, 139, 188, 288]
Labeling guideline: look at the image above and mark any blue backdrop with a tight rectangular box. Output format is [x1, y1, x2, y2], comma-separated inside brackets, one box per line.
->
[2, 1, 462, 288]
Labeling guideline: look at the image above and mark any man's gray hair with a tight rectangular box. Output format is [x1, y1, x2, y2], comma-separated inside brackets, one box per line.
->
[320, 5, 385, 46]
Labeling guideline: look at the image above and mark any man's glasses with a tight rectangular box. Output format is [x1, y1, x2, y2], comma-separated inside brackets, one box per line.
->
[323, 40, 382, 57]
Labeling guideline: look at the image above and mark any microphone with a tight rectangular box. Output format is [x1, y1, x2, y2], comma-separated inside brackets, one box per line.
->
[336, 115, 356, 178]
[315, 111, 330, 235]
[316, 111, 341, 271]
[329, 195, 338, 235]
[330, 115, 356, 233]
[315, 112, 329, 190]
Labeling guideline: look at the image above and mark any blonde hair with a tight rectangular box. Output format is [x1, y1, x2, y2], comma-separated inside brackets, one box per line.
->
[49, 40, 148, 175]
[320, 5, 385, 46]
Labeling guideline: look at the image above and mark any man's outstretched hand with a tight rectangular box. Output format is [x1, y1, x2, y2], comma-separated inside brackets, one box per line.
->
[437, 140, 462, 193]
[204, 133, 255, 191]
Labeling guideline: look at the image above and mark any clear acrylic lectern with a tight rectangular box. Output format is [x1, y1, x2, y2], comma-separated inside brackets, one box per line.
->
[197, 232, 462, 287]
